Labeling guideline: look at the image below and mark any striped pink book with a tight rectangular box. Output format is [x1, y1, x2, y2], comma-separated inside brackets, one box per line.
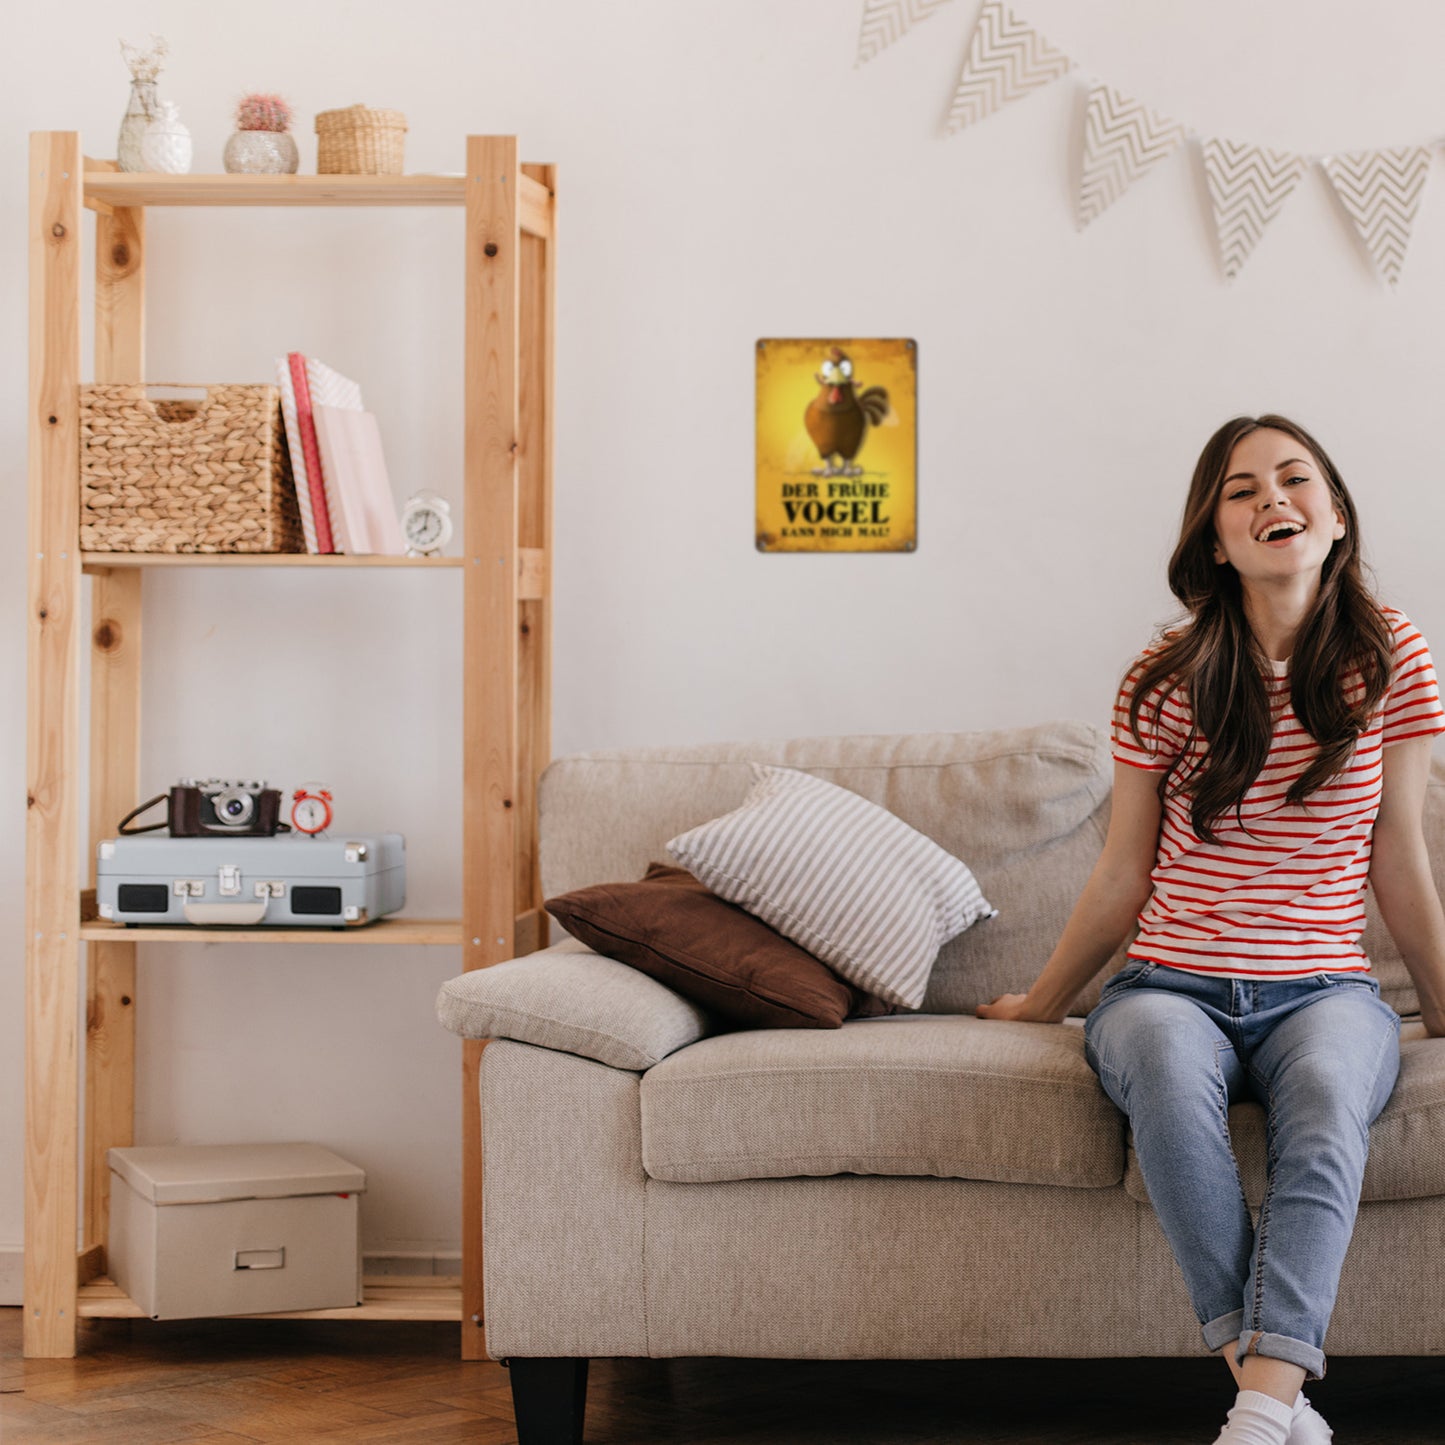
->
[287, 353, 335, 554]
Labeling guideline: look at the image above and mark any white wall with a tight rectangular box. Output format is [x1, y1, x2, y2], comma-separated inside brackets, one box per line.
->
[5, 0, 1445, 1278]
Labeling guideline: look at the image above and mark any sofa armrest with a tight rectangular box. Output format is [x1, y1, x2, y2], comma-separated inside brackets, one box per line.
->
[436, 939, 711, 1071]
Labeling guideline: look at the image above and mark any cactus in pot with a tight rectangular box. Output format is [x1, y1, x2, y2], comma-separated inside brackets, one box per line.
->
[224, 92, 299, 174]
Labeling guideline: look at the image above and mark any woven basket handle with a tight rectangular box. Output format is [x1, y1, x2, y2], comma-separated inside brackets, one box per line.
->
[132, 384, 214, 425]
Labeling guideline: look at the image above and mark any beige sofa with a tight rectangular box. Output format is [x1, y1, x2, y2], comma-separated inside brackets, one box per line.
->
[437, 722, 1445, 1443]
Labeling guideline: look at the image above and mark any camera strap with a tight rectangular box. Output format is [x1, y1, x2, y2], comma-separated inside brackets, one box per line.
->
[117, 793, 172, 835]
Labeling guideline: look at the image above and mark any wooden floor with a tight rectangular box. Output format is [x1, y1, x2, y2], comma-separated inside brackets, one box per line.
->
[3, 1308, 1444, 1443]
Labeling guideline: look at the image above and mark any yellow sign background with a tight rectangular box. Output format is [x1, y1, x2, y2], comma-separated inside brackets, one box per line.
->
[756, 337, 917, 553]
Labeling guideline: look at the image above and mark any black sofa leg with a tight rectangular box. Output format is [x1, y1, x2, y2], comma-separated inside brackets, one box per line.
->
[508, 1356, 590, 1444]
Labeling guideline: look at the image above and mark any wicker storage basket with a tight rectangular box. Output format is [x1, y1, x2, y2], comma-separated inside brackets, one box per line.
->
[80, 384, 305, 554]
[315, 104, 407, 175]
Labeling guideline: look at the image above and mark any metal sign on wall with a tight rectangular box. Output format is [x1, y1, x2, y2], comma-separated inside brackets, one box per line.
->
[756, 337, 917, 553]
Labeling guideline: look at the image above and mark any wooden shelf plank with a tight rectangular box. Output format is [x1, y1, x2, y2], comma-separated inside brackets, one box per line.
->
[81, 169, 554, 238]
[82, 552, 464, 570]
[78, 1276, 464, 1322]
[80, 917, 465, 945]
[81, 548, 547, 598]
[85, 172, 468, 208]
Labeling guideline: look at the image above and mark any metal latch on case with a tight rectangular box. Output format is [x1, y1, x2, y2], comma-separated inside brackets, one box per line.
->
[233, 1247, 285, 1271]
[218, 864, 242, 896]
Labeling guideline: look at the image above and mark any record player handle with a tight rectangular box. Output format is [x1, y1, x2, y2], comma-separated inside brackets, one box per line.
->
[182, 901, 270, 926]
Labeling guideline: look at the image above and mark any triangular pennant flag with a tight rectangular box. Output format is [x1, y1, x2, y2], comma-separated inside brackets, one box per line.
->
[1077, 82, 1189, 229]
[946, 0, 1072, 133]
[1319, 147, 1432, 288]
[856, 0, 955, 67]
[1201, 139, 1307, 281]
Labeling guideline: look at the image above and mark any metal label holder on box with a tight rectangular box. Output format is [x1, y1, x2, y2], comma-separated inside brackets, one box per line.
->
[96, 833, 406, 927]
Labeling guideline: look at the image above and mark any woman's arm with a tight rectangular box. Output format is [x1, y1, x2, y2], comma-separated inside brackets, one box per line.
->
[976, 760, 1162, 1024]
[1369, 734, 1445, 1038]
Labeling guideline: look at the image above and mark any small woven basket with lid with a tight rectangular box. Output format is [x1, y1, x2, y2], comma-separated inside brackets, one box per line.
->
[315, 104, 407, 174]
[80, 384, 304, 554]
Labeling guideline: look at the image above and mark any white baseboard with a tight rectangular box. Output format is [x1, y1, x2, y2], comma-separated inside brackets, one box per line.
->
[0, 1247, 21, 1306]
[0, 1247, 459, 1304]
[362, 1251, 462, 1277]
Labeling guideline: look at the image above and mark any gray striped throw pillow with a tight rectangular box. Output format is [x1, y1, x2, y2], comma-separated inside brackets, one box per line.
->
[666, 765, 996, 1009]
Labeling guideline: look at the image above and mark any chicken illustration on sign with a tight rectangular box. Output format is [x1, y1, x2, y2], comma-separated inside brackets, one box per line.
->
[805, 347, 891, 478]
[756, 337, 916, 554]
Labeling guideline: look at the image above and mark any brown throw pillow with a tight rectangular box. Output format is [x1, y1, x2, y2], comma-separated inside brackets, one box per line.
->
[545, 863, 895, 1029]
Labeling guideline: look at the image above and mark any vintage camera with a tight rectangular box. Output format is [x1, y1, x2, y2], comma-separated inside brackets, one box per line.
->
[174, 779, 285, 836]
[118, 779, 288, 837]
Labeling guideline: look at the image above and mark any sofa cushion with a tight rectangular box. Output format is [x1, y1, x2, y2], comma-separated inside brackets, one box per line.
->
[666, 765, 995, 1010]
[436, 940, 709, 1071]
[545, 863, 894, 1029]
[639, 1015, 1124, 1188]
[1123, 1019, 1445, 1206]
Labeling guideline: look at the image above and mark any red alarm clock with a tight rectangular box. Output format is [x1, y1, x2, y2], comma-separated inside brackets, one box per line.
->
[290, 785, 333, 836]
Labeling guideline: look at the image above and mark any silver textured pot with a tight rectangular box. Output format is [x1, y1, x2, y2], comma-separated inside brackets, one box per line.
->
[223, 130, 299, 175]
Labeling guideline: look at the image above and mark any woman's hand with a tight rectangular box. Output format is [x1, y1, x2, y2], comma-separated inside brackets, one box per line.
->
[974, 761, 1160, 1029]
[975, 993, 1057, 1023]
[1370, 737, 1445, 1042]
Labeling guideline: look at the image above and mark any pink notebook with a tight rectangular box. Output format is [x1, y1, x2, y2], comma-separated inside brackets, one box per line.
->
[311, 405, 405, 556]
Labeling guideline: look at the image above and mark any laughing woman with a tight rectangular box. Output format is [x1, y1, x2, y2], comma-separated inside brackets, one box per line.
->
[977, 415, 1445, 1445]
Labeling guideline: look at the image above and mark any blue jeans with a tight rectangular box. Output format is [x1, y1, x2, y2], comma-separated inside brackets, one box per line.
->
[1083, 960, 1401, 1381]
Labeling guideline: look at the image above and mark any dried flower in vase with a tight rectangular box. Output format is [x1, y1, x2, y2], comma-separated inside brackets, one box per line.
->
[119, 34, 168, 82]
[236, 93, 294, 133]
[116, 34, 170, 172]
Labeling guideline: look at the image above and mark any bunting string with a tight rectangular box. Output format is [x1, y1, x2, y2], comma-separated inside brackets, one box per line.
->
[859, 0, 1442, 286]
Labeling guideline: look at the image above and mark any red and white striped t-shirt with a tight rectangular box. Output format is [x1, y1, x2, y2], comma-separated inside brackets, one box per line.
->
[1112, 605, 1445, 979]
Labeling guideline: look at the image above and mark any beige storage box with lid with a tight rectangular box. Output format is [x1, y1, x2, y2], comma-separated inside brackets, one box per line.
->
[107, 1142, 366, 1320]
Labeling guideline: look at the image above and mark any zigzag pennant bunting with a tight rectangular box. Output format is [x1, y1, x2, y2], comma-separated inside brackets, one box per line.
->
[1077, 83, 1189, 229]
[1319, 147, 1432, 288]
[850, 3, 1441, 284]
[946, 0, 1071, 132]
[856, 0, 954, 67]
[1201, 139, 1307, 281]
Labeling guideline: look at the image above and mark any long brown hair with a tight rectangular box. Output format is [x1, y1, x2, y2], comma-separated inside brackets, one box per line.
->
[1128, 414, 1393, 843]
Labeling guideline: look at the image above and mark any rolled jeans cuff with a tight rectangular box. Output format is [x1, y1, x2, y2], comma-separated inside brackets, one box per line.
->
[1203, 1309, 1245, 1353]
[1233, 1329, 1328, 1382]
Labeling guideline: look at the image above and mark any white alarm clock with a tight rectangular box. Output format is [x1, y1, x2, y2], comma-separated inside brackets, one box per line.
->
[401, 491, 454, 557]
[290, 784, 333, 836]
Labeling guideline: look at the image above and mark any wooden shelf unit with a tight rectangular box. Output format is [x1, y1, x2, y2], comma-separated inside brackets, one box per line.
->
[25, 134, 556, 1359]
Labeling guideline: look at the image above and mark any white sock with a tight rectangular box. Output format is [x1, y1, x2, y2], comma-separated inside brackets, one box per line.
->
[1212, 1388, 1295, 1445]
[1288, 1390, 1334, 1444]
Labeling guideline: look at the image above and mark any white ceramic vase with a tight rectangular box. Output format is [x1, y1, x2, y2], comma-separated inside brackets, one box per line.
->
[141, 101, 193, 175]
[223, 129, 299, 175]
